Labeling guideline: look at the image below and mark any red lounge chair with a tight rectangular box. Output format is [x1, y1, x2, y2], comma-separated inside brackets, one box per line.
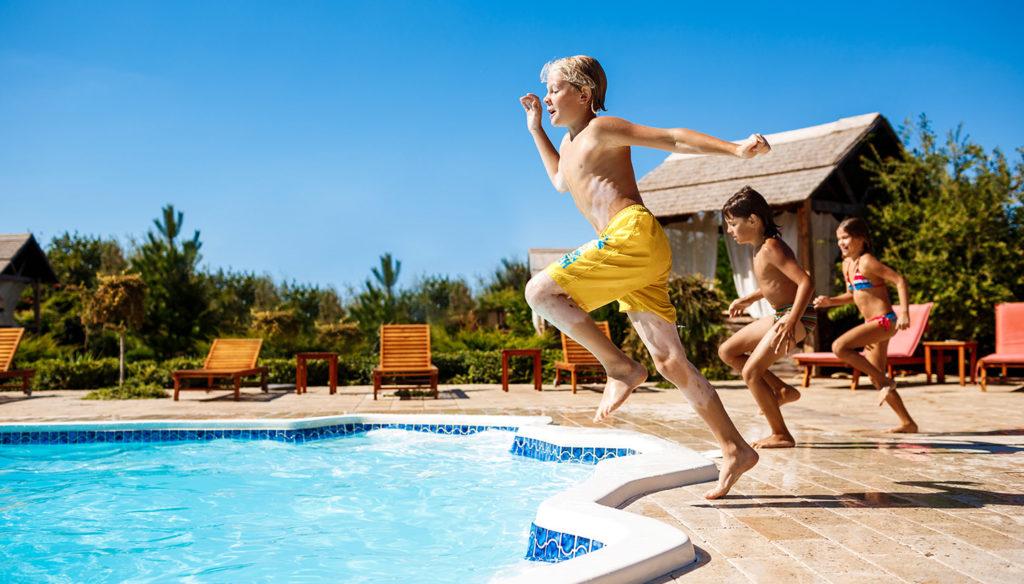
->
[977, 302, 1024, 391]
[793, 303, 933, 390]
[0, 328, 33, 396]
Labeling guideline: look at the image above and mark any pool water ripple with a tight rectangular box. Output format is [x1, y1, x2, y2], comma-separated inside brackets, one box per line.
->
[1, 428, 591, 583]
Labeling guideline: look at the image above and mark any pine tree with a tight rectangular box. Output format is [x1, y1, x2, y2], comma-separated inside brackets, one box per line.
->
[131, 205, 213, 356]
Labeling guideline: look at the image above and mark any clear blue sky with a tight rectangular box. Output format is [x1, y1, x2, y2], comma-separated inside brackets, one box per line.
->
[2, 1, 1022, 295]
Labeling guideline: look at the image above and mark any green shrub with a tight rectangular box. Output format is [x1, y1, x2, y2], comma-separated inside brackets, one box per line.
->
[25, 349, 567, 389]
[256, 355, 378, 385]
[84, 384, 169, 400]
[433, 351, 498, 384]
[127, 358, 202, 387]
[10, 333, 73, 363]
[474, 288, 535, 336]
[432, 350, 561, 384]
[28, 357, 202, 390]
[33, 357, 120, 389]
[622, 275, 734, 381]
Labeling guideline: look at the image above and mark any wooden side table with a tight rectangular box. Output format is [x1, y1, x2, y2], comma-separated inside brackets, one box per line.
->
[923, 341, 978, 386]
[501, 349, 542, 392]
[296, 352, 338, 395]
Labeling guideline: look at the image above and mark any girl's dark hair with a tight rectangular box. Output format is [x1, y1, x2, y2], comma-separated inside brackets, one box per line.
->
[722, 186, 781, 238]
[837, 216, 873, 252]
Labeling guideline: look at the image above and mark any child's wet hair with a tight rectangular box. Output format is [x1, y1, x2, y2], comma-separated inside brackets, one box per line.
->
[722, 186, 781, 238]
[837, 216, 873, 252]
[540, 55, 608, 113]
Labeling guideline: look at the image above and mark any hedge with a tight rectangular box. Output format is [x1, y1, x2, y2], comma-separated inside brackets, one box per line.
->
[19, 350, 566, 390]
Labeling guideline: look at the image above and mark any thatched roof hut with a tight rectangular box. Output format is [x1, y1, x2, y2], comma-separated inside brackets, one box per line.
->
[0, 234, 58, 328]
[639, 113, 900, 219]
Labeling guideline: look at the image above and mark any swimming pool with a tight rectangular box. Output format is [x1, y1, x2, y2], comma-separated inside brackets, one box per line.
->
[0, 415, 718, 583]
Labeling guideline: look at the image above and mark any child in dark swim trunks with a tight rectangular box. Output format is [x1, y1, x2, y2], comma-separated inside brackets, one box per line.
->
[718, 187, 815, 448]
[813, 217, 918, 433]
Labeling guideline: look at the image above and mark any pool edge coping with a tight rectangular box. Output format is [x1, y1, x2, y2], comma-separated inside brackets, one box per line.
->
[501, 424, 717, 583]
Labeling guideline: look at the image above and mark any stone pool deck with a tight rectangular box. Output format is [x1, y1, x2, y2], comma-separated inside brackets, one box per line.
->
[2, 375, 1022, 583]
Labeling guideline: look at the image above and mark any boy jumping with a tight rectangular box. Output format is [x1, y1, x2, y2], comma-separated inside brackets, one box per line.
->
[718, 187, 815, 448]
[520, 55, 770, 498]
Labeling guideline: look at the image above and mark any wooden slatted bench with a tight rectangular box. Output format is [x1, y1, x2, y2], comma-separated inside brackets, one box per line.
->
[554, 321, 610, 393]
[0, 327, 34, 396]
[373, 324, 438, 400]
[172, 338, 268, 401]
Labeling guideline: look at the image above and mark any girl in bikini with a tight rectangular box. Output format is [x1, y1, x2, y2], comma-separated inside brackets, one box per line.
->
[813, 217, 918, 433]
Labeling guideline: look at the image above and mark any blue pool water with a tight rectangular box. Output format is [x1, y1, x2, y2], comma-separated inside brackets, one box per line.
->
[0, 429, 592, 582]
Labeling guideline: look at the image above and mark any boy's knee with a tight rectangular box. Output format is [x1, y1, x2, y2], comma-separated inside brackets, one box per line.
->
[652, 350, 685, 379]
[718, 343, 739, 365]
[523, 276, 549, 308]
[652, 357, 671, 378]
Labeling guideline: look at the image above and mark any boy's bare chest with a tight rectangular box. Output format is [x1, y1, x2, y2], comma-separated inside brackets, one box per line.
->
[558, 138, 634, 192]
[753, 251, 781, 283]
[558, 140, 598, 183]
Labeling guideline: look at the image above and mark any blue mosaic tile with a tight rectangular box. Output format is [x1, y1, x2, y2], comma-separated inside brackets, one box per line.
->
[0, 422, 520, 446]
[525, 522, 604, 563]
[509, 436, 637, 464]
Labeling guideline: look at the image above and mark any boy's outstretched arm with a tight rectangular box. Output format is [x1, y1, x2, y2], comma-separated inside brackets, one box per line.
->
[813, 291, 853, 309]
[594, 117, 771, 158]
[729, 289, 763, 317]
[519, 93, 567, 192]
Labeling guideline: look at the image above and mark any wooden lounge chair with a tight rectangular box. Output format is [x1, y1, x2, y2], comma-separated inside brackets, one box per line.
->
[0, 328, 33, 396]
[172, 338, 268, 401]
[373, 324, 438, 400]
[977, 302, 1024, 391]
[793, 303, 933, 390]
[554, 321, 610, 393]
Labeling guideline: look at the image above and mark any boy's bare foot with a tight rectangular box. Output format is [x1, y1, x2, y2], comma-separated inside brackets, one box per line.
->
[752, 433, 796, 448]
[878, 378, 897, 406]
[593, 361, 648, 422]
[704, 445, 759, 499]
[884, 421, 919, 433]
[777, 385, 801, 406]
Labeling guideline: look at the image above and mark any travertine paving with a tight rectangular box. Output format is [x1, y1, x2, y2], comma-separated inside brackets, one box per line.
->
[3, 375, 1022, 583]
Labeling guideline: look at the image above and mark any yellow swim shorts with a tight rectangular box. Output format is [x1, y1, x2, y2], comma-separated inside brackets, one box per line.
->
[545, 204, 676, 324]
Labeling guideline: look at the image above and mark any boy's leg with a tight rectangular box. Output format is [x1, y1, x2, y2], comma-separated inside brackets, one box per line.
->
[864, 340, 918, 433]
[767, 373, 802, 405]
[741, 321, 807, 448]
[628, 311, 758, 499]
[525, 272, 647, 403]
[718, 317, 801, 406]
[717, 317, 772, 371]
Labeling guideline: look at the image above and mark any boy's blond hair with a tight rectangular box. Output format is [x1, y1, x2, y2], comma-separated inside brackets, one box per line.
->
[540, 55, 607, 113]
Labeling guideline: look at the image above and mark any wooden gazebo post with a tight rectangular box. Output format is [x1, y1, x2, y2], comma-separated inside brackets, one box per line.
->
[797, 199, 815, 351]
